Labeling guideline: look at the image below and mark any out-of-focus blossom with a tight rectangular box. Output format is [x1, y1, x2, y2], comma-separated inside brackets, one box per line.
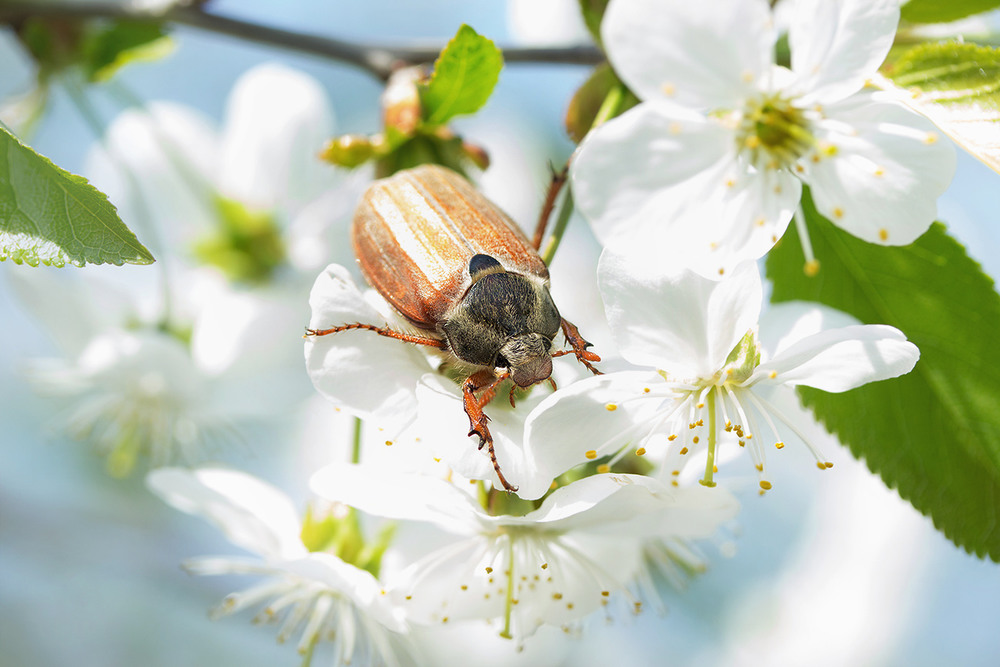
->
[148, 467, 412, 666]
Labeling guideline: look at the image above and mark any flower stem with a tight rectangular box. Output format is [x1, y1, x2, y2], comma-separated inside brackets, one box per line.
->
[700, 389, 718, 487]
[351, 417, 362, 464]
[540, 185, 574, 265]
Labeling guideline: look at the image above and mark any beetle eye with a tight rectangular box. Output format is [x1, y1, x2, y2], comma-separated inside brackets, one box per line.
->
[495, 353, 510, 368]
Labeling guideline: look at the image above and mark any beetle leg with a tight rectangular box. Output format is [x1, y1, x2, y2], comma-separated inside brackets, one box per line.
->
[462, 370, 518, 493]
[304, 323, 447, 349]
[531, 162, 569, 251]
[508, 385, 517, 408]
[557, 318, 602, 375]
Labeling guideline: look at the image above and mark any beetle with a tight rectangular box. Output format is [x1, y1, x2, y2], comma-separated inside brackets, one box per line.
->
[306, 164, 600, 492]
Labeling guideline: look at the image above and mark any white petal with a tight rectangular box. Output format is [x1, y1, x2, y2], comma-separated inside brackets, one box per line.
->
[413, 373, 555, 495]
[309, 463, 485, 534]
[304, 264, 433, 432]
[518, 473, 682, 533]
[639, 484, 741, 540]
[759, 301, 861, 360]
[804, 94, 957, 245]
[572, 101, 734, 245]
[218, 64, 336, 212]
[280, 553, 407, 632]
[602, 0, 775, 109]
[750, 324, 919, 392]
[84, 102, 221, 248]
[147, 467, 306, 561]
[4, 266, 137, 358]
[522, 371, 670, 500]
[599, 252, 763, 376]
[789, 0, 899, 104]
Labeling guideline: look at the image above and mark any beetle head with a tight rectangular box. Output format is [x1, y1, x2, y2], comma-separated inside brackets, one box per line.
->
[500, 333, 554, 387]
[443, 254, 561, 386]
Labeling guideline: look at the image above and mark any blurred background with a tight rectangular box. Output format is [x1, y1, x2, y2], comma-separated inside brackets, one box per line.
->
[2, 1, 999, 665]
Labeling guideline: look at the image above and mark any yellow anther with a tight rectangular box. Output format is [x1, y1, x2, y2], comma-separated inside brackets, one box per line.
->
[755, 463, 763, 472]
[601, 590, 610, 597]
[696, 402, 705, 409]
[668, 122, 682, 135]
[755, 218, 766, 227]
[759, 480, 772, 490]
[713, 465, 718, 473]
[832, 207, 844, 219]
[597, 464, 611, 474]
[671, 470, 681, 476]
[668, 434, 677, 441]
[804, 259, 821, 277]
[460, 585, 468, 590]
[485, 567, 493, 574]
[552, 593, 563, 600]
[775, 442, 785, 450]
[769, 370, 777, 379]
[879, 228, 889, 241]
[662, 82, 676, 96]
[679, 447, 689, 455]
[635, 447, 646, 456]
[745, 135, 761, 149]
[825, 462, 834, 468]
[874, 166, 885, 177]
[643, 387, 651, 393]
[671, 480, 679, 487]
[924, 132, 938, 144]
[585, 450, 597, 460]
[605, 403, 618, 411]
[692, 436, 700, 444]
[541, 563, 548, 570]
[385, 440, 393, 446]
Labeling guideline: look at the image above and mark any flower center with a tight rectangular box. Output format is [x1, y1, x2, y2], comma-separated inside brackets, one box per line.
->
[736, 93, 815, 170]
[192, 195, 287, 285]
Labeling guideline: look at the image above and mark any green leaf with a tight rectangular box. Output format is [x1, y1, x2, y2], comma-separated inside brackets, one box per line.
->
[766, 192, 1000, 561]
[881, 42, 1000, 174]
[419, 24, 503, 126]
[565, 63, 639, 143]
[577, 0, 610, 47]
[0, 127, 155, 267]
[901, 0, 1000, 24]
[83, 20, 174, 82]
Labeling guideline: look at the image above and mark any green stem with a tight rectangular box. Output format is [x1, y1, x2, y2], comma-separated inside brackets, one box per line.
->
[351, 417, 362, 464]
[540, 185, 574, 265]
[500, 536, 515, 639]
[701, 389, 718, 488]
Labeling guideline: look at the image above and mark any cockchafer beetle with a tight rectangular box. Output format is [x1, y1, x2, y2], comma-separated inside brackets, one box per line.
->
[306, 164, 600, 492]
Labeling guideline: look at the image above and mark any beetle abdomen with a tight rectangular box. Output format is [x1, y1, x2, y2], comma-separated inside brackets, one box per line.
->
[352, 165, 549, 329]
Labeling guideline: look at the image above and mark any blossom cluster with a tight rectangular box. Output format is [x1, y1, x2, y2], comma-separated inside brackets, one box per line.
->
[10, 0, 953, 665]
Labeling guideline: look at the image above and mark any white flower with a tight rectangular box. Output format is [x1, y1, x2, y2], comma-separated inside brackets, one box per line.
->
[571, 0, 956, 278]
[147, 467, 411, 666]
[9, 266, 275, 476]
[311, 463, 739, 643]
[304, 264, 586, 496]
[523, 251, 921, 489]
[85, 62, 364, 276]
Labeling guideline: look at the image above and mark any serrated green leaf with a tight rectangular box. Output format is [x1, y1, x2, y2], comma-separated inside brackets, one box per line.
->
[0, 127, 155, 267]
[766, 192, 1000, 560]
[419, 24, 503, 126]
[901, 0, 1000, 24]
[83, 20, 174, 82]
[881, 42, 1000, 174]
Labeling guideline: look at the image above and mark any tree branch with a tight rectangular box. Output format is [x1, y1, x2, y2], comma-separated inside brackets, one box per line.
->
[0, 1, 605, 80]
